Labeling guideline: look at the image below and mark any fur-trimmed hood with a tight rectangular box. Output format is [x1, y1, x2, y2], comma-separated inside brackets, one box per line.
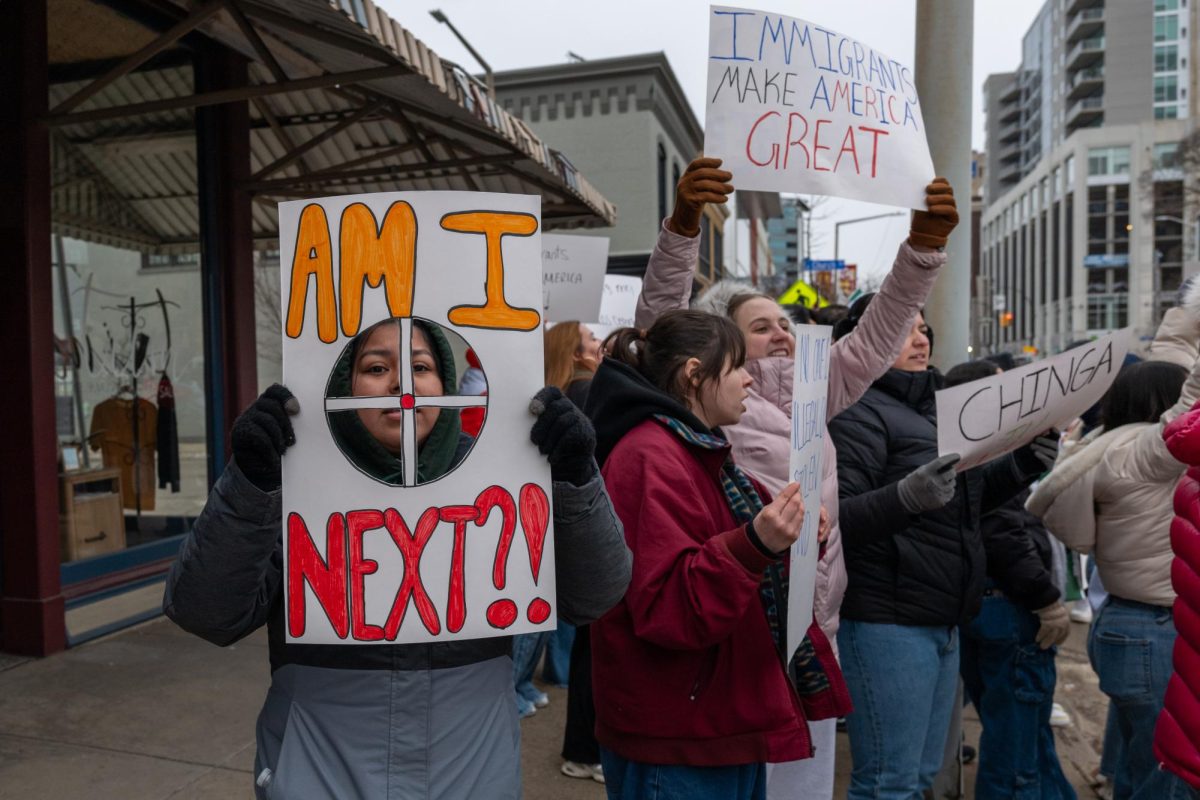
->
[692, 280, 784, 317]
[1025, 423, 1148, 518]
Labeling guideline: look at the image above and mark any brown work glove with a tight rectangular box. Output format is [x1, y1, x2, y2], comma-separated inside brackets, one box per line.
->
[668, 157, 734, 238]
[909, 177, 959, 249]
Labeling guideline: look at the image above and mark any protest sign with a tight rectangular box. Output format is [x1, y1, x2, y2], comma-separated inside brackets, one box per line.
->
[589, 274, 643, 341]
[279, 191, 556, 645]
[704, 6, 935, 208]
[937, 329, 1132, 471]
[787, 324, 832, 661]
[542, 233, 610, 323]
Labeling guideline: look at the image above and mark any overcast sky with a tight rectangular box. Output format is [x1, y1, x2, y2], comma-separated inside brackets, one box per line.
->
[377, 0, 1047, 278]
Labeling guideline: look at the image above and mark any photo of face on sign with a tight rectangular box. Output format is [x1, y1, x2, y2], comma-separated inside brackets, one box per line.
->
[325, 317, 487, 487]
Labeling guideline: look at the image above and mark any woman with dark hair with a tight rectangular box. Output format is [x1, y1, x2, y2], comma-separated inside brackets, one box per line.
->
[828, 304, 1054, 800]
[586, 309, 849, 800]
[1028, 291, 1200, 800]
[163, 316, 633, 800]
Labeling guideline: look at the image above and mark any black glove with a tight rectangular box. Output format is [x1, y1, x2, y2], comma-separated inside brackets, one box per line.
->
[231, 384, 299, 492]
[1014, 430, 1059, 477]
[529, 386, 596, 486]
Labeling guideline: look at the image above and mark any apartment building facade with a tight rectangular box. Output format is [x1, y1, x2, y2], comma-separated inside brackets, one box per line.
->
[979, 0, 1198, 356]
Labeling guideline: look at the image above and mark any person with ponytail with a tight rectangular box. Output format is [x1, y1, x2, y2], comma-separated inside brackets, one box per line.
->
[585, 310, 849, 800]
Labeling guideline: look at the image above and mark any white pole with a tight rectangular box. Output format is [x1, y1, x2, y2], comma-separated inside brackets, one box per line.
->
[915, 0, 974, 370]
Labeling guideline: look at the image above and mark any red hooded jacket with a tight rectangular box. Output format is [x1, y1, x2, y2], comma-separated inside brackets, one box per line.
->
[1156, 401, 1200, 788]
[592, 416, 850, 766]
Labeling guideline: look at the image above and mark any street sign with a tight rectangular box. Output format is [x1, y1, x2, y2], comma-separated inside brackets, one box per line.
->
[992, 293, 1006, 312]
[803, 258, 845, 271]
[778, 279, 829, 308]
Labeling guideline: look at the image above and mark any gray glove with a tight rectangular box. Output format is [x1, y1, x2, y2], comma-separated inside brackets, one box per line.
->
[1015, 430, 1060, 475]
[896, 454, 960, 513]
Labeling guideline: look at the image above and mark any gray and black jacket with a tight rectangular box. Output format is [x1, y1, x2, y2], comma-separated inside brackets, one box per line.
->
[163, 457, 630, 799]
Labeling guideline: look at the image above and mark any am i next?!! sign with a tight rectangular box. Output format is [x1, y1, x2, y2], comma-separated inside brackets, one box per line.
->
[704, 6, 936, 209]
[279, 190, 556, 646]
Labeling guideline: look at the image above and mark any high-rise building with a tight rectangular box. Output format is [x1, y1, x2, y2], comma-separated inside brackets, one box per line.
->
[766, 198, 810, 279]
[979, 0, 1198, 357]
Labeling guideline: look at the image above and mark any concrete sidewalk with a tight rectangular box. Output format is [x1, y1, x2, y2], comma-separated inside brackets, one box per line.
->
[0, 616, 1105, 799]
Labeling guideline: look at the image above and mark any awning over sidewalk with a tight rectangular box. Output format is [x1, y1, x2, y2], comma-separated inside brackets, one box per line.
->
[46, 0, 617, 254]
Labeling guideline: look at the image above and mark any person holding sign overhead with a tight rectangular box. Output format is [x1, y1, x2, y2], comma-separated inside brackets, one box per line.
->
[1026, 288, 1200, 800]
[162, 315, 632, 800]
[586, 309, 849, 800]
[828, 299, 1057, 799]
[634, 156, 956, 800]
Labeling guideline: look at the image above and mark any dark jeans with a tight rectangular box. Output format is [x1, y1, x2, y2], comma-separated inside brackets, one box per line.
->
[562, 623, 599, 764]
[960, 594, 1076, 800]
[1088, 597, 1198, 800]
[600, 747, 766, 800]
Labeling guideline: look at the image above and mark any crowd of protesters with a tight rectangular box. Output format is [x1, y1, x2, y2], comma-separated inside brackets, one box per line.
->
[161, 153, 1200, 800]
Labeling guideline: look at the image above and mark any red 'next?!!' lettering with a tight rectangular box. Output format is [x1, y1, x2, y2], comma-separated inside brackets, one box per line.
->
[287, 483, 551, 641]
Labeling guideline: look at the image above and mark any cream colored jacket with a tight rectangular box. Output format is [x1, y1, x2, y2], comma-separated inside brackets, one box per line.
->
[1027, 304, 1200, 606]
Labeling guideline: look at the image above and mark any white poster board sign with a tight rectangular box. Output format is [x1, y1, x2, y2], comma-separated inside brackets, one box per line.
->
[787, 324, 832, 661]
[704, 6, 935, 209]
[937, 329, 1132, 472]
[542, 234, 610, 323]
[280, 190, 556, 645]
[589, 275, 643, 341]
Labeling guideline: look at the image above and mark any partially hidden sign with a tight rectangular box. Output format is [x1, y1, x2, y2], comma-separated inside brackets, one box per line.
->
[589, 275, 643, 341]
[280, 191, 556, 645]
[787, 324, 832, 662]
[704, 6, 935, 209]
[937, 330, 1132, 472]
[542, 233, 610, 324]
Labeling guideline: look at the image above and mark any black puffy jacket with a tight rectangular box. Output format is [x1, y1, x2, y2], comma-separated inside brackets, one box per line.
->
[829, 368, 1037, 626]
[979, 490, 1060, 612]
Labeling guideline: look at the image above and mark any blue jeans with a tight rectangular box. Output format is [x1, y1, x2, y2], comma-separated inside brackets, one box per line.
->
[512, 631, 550, 714]
[960, 594, 1076, 800]
[1088, 598, 1197, 800]
[600, 747, 766, 800]
[838, 620, 960, 800]
[541, 620, 574, 687]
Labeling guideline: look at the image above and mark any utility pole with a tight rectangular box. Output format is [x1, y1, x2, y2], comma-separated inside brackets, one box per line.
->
[915, 1, 974, 370]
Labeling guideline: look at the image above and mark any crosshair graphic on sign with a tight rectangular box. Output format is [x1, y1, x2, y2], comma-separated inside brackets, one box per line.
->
[324, 316, 489, 487]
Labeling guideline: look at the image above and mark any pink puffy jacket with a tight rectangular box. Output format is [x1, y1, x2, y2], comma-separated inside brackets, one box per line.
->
[1155, 400, 1200, 788]
[634, 221, 945, 645]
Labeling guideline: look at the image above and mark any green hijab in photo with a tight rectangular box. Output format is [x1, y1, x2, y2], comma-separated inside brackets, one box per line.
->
[327, 317, 464, 486]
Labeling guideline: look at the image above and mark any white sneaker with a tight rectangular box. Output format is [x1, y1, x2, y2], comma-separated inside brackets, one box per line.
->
[561, 761, 605, 784]
[533, 691, 550, 708]
[1069, 599, 1093, 624]
[1050, 702, 1072, 728]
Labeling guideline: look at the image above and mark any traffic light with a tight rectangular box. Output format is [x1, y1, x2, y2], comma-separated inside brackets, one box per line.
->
[999, 311, 1015, 328]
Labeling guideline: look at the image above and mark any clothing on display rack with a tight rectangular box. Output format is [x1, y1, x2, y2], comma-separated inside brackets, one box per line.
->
[157, 373, 180, 493]
[90, 396, 158, 511]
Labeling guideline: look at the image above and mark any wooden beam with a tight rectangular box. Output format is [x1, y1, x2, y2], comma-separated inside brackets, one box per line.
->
[46, 64, 413, 126]
[225, 0, 288, 83]
[49, 0, 227, 115]
[242, 152, 520, 191]
[249, 99, 385, 180]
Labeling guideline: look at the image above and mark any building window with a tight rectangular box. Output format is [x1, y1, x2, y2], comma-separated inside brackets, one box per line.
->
[1156, 0, 1180, 11]
[1155, 44, 1180, 72]
[1087, 146, 1130, 177]
[1155, 75, 1180, 103]
[1155, 142, 1182, 170]
[1155, 15, 1180, 42]
[657, 143, 667, 224]
[1156, 105, 1181, 119]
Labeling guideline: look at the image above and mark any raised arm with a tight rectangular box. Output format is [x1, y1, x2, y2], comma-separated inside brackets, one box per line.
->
[826, 179, 954, 420]
[635, 157, 733, 328]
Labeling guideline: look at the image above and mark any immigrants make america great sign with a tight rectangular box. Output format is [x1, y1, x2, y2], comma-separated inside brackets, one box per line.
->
[279, 191, 556, 645]
[704, 6, 935, 209]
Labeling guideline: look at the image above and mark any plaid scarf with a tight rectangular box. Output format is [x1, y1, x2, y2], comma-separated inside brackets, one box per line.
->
[653, 414, 833, 699]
